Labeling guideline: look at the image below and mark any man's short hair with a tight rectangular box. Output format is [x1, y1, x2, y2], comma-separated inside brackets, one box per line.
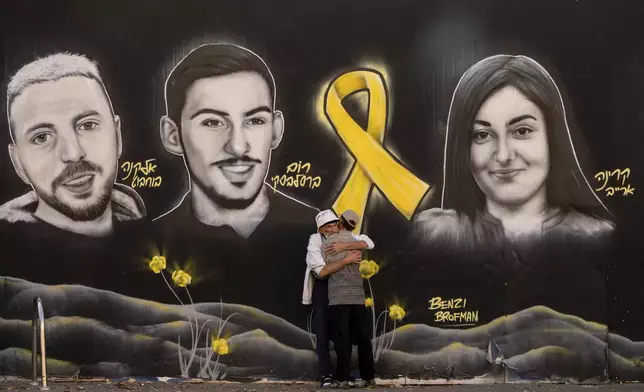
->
[6, 52, 113, 139]
[164, 44, 277, 124]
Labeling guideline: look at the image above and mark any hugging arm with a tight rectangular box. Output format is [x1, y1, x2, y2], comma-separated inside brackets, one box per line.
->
[318, 250, 361, 278]
[325, 234, 375, 255]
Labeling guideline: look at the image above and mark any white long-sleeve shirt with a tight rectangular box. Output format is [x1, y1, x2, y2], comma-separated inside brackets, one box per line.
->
[301, 232, 375, 305]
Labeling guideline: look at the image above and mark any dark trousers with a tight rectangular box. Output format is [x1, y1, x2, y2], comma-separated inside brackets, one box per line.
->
[329, 305, 375, 382]
[311, 279, 332, 379]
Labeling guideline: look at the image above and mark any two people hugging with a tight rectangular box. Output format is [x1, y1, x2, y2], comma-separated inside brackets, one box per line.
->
[302, 209, 377, 388]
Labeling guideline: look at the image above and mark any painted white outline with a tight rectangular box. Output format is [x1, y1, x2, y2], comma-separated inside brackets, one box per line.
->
[4, 53, 145, 221]
[440, 54, 610, 214]
[153, 43, 319, 222]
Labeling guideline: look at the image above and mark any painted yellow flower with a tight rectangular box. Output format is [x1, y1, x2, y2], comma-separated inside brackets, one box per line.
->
[171, 270, 192, 287]
[211, 337, 229, 355]
[359, 260, 380, 279]
[149, 256, 167, 274]
[389, 304, 406, 321]
[365, 297, 374, 308]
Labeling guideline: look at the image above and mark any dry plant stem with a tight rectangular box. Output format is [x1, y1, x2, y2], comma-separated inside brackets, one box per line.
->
[367, 279, 377, 343]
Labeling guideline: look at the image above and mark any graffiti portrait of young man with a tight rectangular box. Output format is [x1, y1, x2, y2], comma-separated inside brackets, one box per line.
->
[0, 53, 150, 291]
[152, 44, 318, 325]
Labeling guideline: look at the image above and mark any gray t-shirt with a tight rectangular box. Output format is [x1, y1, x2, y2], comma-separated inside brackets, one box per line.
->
[322, 230, 365, 306]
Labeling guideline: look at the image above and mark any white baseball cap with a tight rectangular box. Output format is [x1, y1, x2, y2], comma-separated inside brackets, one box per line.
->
[316, 209, 339, 229]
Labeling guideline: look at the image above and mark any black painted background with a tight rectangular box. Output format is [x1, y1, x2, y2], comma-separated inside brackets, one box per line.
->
[1, 0, 644, 342]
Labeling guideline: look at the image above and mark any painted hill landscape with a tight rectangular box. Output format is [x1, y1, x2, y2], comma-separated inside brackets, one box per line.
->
[2, 277, 643, 381]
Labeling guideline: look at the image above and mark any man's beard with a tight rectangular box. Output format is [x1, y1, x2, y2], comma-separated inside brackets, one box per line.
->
[36, 160, 114, 222]
[39, 187, 112, 221]
[192, 173, 263, 210]
[184, 151, 265, 210]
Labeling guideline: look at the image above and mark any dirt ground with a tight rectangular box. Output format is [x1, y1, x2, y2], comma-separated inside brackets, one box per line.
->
[2, 378, 644, 392]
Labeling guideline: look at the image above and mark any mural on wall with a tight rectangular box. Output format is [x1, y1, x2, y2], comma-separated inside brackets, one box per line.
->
[405, 54, 615, 324]
[2, 0, 644, 385]
[151, 44, 319, 323]
[0, 53, 151, 293]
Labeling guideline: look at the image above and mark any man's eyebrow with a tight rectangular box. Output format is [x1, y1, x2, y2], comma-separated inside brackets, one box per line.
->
[190, 108, 230, 120]
[72, 110, 101, 124]
[24, 122, 55, 137]
[244, 106, 272, 117]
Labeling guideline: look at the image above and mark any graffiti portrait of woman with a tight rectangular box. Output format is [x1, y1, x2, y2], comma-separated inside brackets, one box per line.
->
[408, 55, 614, 323]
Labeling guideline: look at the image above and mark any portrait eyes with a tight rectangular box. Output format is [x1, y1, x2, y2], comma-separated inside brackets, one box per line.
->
[513, 126, 534, 138]
[30, 132, 53, 146]
[201, 118, 226, 128]
[471, 126, 535, 144]
[28, 118, 101, 146]
[246, 117, 268, 126]
[246, 117, 266, 126]
[199, 117, 267, 129]
[77, 120, 100, 132]
[472, 130, 492, 144]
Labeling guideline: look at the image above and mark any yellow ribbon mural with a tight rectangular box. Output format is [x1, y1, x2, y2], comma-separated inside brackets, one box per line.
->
[324, 69, 431, 232]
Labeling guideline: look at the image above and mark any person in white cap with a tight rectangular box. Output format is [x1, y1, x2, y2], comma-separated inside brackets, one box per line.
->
[302, 209, 375, 388]
[322, 209, 376, 388]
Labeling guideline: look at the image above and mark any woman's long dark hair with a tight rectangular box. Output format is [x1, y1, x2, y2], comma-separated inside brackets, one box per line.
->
[440, 55, 612, 222]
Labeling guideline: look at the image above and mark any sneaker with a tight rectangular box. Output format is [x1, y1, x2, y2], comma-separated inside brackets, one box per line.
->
[321, 377, 334, 388]
[364, 379, 377, 388]
[352, 379, 365, 387]
[337, 380, 356, 388]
